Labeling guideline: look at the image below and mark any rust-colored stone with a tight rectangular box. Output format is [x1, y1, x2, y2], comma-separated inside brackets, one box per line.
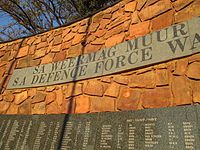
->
[33, 48, 46, 59]
[131, 11, 140, 24]
[36, 42, 47, 50]
[14, 91, 28, 105]
[173, 59, 188, 76]
[6, 104, 18, 114]
[51, 44, 62, 52]
[0, 101, 10, 114]
[46, 101, 59, 114]
[45, 92, 56, 105]
[53, 34, 62, 45]
[78, 25, 88, 33]
[190, 80, 200, 103]
[105, 32, 125, 47]
[84, 80, 104, 96]
[62, 98, 75, 114]
[139, 0, 171, 21]
[18, 100, 31, 114]
[72, 34, 85, 45]
[90, 96, 115, 112]
[92, 11, 104, 23]
[172, 0, 193, 11]
[186, 62, 200, 79]
[156, 69, 169, 86]
[136, 0, 147, 10]
[84, 44, 102, 53]
[129, 71, 155, 88]
[174, 6, 192, 23]
[41, 53, 54, 64]
[53, 51, 66, 62]
[117, 87, 141, 110]
[129, 21, 150, 37]
[65, 83, 83, 98]
[104, 82, 120, 98]
[94, 30, 106, 38]
[113, 75, 129, 85]
[145, 0, 159, 7]
[31, 92, 46, 104]
[141, 87, 171, 108]
[75, 95, 90, 113]
[3, 91, 14, 102]
[108, 16, 130, 30]
[67, 44, 82, 58]
[105, 25, 125, 39]
[89, 23, 99, 32]
[55, 89, 63, 106]
[17, 46, 29, 58]
[99, 19, 111, 29]
[63, 32, 75, 42]
[61, 41, 72, 50]
[172, 76, 192, 105]
[125, 1, 137, 12]
[91, 38, 105, 45]
[152, 10, 174, 31]
[32, 102, 46, 114]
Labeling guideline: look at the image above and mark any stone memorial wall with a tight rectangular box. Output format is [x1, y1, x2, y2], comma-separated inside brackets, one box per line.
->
[0, 105, 200, 149]
[0, 0, 200, 115]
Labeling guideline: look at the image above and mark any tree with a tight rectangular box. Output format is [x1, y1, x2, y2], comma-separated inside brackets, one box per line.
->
[0, 0, 118, 42]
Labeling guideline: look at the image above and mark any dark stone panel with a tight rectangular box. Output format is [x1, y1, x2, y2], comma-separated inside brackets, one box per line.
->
[0, 105, 199, 149]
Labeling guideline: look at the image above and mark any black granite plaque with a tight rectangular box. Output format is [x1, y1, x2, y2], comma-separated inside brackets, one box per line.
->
[0, 105, 200, 150]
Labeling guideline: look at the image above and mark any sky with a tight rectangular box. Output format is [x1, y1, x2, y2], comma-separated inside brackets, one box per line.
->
[0, 12, 12, 26]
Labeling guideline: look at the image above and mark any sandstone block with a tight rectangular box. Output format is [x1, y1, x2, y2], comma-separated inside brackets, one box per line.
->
[190, 80, 200, 103]
[125, 1, 137, 12]
[172, 0, 193, 11]
[84, 80, 104, 96]
[152, 10, 174, 31]
[0, 101, 10, 114]
[3, 91, 14, 102]
[72, 34, 85, 45]
[45, 92, 56, 105]
[90, 97, 115, 112]
[104, 82, 120, 98]
[53, 34, 62, 46]
[129, 71, 155, 88]
[14, 91, 28, 105]
[51, 44, 62, 52]
[67, 44, 82, 58]
[17, 46, 29, 58]
[141, 88, 171, 108]
[117, 87, 141, 110]
[75, 95, 90, 113]
[105, 33, 125, 47]
[186, 62, 200, 79]
[55, 89, 63, 106]
[6, 104, 18, 114]
[41, 53, 54, 64]
[53, 51, 66, 62]
[129, 21, 150, 37]
[18, 101, 31, 114]
[139, 1, 171, 21]
[173, 59, 188, 76]
[32, 92, 46, 104]
[172, 76, 192, 105]
[33, 48, 46, 59]
[156, 69, 169, 86]
[37, 42, 47, 50]
[46, 101, 59, 114]
[65, 83, 83, 98]
[32, 102, 46, 114]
